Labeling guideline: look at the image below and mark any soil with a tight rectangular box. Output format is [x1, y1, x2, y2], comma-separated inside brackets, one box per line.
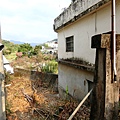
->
[5, 75, 91, 120]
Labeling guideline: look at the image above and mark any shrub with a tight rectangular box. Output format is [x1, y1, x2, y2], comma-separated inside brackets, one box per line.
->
[41, 61, 58, 74]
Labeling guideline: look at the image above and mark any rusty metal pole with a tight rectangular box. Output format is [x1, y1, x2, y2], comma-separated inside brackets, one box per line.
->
[111, 0, 117, 81]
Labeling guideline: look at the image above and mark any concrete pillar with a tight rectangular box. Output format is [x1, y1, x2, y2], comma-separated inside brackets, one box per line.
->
[90, 34, 119, 120]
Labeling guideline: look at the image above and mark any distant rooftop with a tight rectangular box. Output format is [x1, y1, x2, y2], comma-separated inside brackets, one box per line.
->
[46, 39, 58, 43]
[54, 0, 110, 32]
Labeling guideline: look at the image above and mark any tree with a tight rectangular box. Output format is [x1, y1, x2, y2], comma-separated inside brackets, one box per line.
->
[43, 43, 48, 48]
[18, 43, 33, 54]
[34, 45, 42, 55]
[2, 40, 19, 55]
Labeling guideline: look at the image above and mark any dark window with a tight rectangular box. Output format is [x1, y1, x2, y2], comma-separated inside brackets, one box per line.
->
[66, 36, 74, 52]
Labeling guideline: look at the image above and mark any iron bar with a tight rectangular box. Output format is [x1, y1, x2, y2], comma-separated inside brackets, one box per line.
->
[111, 0, 117, 81]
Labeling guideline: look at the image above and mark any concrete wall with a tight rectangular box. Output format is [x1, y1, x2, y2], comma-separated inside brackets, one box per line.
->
[54, 0, 110, 30]
[14, 68, 58, 92]
[0, 25, 6, 120]
[58, 64, 94, 100]
[57, 0, 120, 64]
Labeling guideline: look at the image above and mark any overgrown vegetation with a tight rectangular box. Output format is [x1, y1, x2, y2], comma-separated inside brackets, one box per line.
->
[2, 39, 58, 74]
[2, 40, 42, 57]
[6, 100, 13, 116]
[4, 70, 14, 84]
[62, 57, 95, 67]
[2, 40, 19, 55]
[41, 60, 58, 74]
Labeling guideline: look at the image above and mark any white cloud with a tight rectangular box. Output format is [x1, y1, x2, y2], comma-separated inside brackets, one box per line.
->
[0, 0, 71, 43]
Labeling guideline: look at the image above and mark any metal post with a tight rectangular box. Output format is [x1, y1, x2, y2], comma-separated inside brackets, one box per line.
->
[111, 0, 117, 81]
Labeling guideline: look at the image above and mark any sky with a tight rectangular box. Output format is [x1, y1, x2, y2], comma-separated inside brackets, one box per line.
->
[0, 0, 71, 44]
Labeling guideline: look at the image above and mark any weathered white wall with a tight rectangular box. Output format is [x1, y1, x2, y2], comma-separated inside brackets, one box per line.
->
[58, 13, 96, 63]
[54, 0, 110, 30]
[58, 0, 120, 64]
[58, 64, 94, 100]
[56, 0, 120, 100]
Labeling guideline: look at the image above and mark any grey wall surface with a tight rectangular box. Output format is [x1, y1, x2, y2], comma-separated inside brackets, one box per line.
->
[58, 64, 94, 100]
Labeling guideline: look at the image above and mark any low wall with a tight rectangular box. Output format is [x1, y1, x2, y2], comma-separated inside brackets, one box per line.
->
[14, 68, 58, 92]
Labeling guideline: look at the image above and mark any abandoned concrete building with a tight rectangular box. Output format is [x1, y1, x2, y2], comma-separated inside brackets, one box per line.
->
[54, 0, 120, 100]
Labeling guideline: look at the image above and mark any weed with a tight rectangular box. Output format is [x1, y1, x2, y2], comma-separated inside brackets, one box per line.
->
[4, 70, 11, 84]
[6, 100, 13, 115]
[65, 85, 69, 100]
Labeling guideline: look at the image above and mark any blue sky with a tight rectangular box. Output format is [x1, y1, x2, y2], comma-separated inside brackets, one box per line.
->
[0, 0, 71, 44]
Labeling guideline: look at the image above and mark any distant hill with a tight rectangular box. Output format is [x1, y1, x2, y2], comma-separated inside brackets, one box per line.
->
[10, 40, 25, 45]
[10, 40, 40, 46]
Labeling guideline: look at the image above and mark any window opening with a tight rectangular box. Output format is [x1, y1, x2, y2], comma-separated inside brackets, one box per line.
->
[66, 36, 74, 52]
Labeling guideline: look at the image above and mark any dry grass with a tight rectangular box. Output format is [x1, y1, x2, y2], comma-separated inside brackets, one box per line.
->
[5, 75, 65, 120]
[5, 75, 91, 120]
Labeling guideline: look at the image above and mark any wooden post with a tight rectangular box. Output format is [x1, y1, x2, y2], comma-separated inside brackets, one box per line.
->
[90, 34, 119, 120]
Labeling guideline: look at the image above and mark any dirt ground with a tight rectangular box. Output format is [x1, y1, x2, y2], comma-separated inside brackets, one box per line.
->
[5, 74, 91, 120]
[5, 55, 120, 120]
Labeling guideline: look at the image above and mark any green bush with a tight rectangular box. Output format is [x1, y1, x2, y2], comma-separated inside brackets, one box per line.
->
[43, 55, 49, 60]
[2, 40, 19, 55]
[41, 61, 58, 74]
[34, 45, 42, 55]
[18, 43, 33, 54]
[3, 49, 11, 55]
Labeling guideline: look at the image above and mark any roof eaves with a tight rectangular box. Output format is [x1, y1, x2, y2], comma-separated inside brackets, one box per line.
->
[54, 0, 110, 32]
